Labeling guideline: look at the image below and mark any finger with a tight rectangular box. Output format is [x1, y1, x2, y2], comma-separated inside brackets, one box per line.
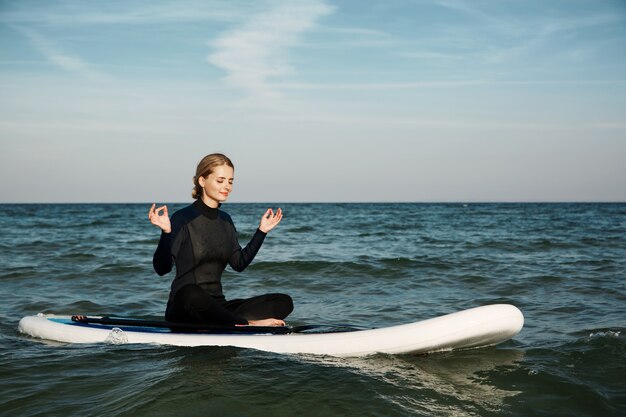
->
[272, 209, 282, 223]
[148, 203, 156, 218]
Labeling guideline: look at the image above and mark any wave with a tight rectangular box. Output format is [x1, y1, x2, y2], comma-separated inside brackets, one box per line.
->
[11, 240, 65, 250]
[506, 330, 625, 417]
[91, 264, 149, 274]
[586, 329, 622, 340]
[67, 219, 109, 228]
[285, 226, 315, 233]
[56, 252, 100, 261]
[249, 260, 383, 276]
[463, 239, 584, 252]
[0, 267, 38, 281]
[378, 257, 456, 271]
[248, 256, 462, 277]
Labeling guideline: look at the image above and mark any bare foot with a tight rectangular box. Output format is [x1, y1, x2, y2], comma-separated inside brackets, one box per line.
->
[247, 318, 286, 327]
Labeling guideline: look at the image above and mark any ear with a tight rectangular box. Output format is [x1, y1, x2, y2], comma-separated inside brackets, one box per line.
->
[198, 176, 206, 187]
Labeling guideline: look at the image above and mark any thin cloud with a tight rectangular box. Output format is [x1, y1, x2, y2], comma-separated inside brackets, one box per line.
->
[0, 0, 252, 25]
[301, 25, 397, 49]
[272, 78, 626, 92]
[273, 79, 487, 90]
[14, 26, 106, 80]
[432, 0, 624, 50]
[207, 0, 333, 100]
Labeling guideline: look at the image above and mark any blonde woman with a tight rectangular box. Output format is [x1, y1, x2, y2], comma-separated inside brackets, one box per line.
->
[149, 153, 292, 327]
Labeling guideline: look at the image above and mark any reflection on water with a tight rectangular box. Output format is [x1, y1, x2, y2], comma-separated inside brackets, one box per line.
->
[299, 348, 525, 416]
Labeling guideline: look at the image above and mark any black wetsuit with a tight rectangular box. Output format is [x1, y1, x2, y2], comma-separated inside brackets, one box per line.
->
[153, 199, 292, 326]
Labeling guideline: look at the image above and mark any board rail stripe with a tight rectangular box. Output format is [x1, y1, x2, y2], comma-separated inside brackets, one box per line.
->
[70, 315, 319, 334]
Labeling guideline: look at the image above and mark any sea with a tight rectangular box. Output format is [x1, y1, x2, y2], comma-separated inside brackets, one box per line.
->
[1, 203, 624, 417]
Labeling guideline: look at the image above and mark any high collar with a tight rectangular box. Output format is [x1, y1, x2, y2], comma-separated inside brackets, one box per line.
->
[194, 198, 219, 220]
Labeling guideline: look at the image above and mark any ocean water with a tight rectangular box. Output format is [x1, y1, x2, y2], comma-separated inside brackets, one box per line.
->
[1, 203, 624, 417]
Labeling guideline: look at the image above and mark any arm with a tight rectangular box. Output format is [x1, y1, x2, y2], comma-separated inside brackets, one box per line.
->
[228, 208, 283, 272]
[153, 231, 173, 276]
[149, 204, 178, 276]
[228, 228, 266, 272]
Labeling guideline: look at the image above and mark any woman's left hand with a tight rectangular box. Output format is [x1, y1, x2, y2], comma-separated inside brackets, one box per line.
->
[259, 208, 283, 233]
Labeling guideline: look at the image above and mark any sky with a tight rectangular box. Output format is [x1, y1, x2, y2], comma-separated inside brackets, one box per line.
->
[1, 0, 625, 203]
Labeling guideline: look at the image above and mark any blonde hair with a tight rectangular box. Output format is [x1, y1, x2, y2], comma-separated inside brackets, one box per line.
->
[192, 153, 234, 199]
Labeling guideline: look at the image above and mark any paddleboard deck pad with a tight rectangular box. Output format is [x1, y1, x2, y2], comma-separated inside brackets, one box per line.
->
[18, 304, 524, 357]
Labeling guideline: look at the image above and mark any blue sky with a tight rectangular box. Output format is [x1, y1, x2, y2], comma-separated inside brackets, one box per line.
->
[1, 0, 625, 203]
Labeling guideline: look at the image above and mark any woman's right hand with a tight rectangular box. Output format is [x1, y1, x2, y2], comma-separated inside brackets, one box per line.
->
[148, 203, 171, 233]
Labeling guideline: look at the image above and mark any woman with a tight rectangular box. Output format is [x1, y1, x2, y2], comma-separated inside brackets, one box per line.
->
[149, 153, 293, 327]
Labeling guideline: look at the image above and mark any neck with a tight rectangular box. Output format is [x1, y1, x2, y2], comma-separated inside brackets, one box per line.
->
[195, 198, 219, 219]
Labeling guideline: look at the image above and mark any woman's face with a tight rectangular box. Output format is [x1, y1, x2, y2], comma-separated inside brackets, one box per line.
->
[199, 164, 234, 208]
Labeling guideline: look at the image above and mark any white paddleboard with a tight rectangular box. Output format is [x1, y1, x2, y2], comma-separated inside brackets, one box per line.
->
[18, 304, 524, 357]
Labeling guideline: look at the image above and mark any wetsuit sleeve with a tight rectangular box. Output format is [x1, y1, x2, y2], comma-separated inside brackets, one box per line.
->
[228, 226, 267, 272]
[153, 231, 173, 276]
[153, 214, 185, 276]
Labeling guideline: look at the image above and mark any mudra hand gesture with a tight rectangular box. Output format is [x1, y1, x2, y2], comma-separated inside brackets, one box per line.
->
[259, 208, 283, 233]
[149, 204, 172, 233]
